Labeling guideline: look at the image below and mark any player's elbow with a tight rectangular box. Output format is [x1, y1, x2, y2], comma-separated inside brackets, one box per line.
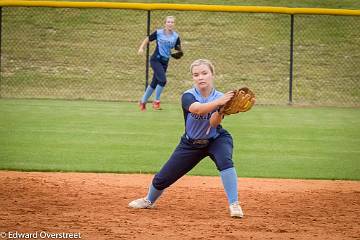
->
[190, 107, 208, 115]
[189, 103, 205, 115]
[142, 37, 149, 45]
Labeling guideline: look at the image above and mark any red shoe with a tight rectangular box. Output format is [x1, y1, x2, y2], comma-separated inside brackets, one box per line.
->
[152, 100, 161, 110]
[139, 102, 146, 112]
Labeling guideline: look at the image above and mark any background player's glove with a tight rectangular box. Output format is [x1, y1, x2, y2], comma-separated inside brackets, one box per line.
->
[219, 87, 256, 115]
[171, 50, 183, 59]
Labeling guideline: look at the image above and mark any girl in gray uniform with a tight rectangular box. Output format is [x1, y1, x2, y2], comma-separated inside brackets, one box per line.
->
[129, 59, 244, 218]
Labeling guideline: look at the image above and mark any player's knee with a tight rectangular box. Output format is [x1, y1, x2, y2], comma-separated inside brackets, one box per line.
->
[150, 82, 157, 89]
[149, 78, 158, 89]
[152, 174, 170, 190]
[217, 162, 234, 172]
[158, 81, 167, 87]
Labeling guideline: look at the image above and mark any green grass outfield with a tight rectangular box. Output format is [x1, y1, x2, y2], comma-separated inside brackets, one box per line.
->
[0, 99, 359, 180]
[3, 0, 360, 106]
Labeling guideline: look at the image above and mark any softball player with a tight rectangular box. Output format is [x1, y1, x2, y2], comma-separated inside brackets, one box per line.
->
[138, 16, 182, 111]
[129, 59, 244, 218]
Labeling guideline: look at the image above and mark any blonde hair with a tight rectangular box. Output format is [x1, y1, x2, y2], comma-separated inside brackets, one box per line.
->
[190, 59, 215, 75]
[165, 16, 175, 22]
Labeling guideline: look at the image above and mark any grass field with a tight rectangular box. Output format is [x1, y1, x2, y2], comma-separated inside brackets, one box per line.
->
[1, 1, 359, 180]
[2, 0, 360, 105]
[1, 99, 359, 180]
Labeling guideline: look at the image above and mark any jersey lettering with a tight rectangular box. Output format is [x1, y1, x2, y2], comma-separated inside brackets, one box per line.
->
[155, 29, 179, 59]
[182, 88, 223, 139]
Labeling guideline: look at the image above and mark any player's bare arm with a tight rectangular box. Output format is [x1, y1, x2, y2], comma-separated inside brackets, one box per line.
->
[138, 37, 149, 55]
[189, 91, 234, 115]
[209, 111, 224, 128]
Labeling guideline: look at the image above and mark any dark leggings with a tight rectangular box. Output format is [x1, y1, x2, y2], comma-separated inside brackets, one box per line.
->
[149, 58, 168, 89]
[152, 129, 234, 190]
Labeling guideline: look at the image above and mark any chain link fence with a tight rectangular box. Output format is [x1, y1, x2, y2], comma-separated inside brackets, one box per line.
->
[1, 6, 359, 106]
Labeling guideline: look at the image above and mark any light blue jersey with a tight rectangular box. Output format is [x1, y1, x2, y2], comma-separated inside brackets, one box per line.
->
[149, 29, 180, 60]
[182, 88, 224, 140]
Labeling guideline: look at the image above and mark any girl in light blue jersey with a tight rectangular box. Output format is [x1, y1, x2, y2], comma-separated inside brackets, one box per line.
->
[138, 16, 182, 111]
[129, 59, 245, 218]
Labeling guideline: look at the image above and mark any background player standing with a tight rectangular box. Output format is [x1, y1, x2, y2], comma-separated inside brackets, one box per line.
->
[138, 16, 182, 111]
[129, 59, 244, 218]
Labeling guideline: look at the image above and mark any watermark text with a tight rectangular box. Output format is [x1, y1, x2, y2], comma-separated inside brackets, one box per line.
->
[0, 231, 81, 239]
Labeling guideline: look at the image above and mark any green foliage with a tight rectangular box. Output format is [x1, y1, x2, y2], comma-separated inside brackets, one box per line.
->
[1, 99, 359, 180]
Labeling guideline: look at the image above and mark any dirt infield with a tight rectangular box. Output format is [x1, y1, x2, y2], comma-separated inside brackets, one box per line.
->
[0, 171, 359, 240]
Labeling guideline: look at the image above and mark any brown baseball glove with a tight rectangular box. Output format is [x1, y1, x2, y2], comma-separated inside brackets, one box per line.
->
[219, 87, 256, 115]
[171, 50, 183, 59]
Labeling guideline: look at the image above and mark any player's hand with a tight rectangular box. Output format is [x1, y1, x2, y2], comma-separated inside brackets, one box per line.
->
[138, 48, 144, 55]
[216, 91, 234, 106]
